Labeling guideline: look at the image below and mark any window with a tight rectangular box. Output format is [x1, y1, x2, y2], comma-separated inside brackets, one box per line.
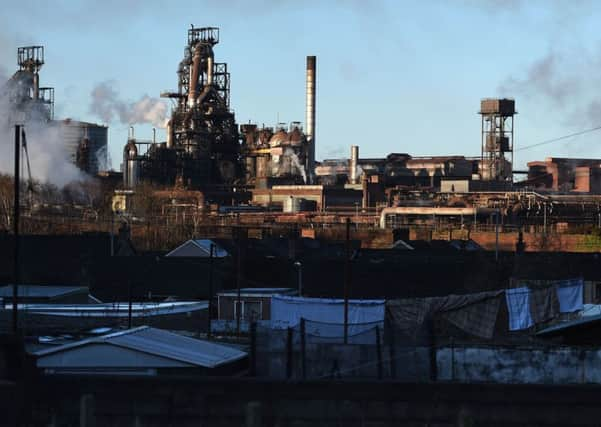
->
[233, 300, 263, 321]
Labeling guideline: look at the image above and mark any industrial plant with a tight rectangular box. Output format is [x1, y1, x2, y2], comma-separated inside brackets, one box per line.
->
[4, 27, 601, 239]
[6, 21, 601, 426]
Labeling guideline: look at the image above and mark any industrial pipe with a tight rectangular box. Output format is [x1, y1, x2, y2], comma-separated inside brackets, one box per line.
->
[379, 206, 498, 228]
[305, 56, 316, 183]
[188, 43, 203, 108]
[207, 53, 214, 85]
[166, 119, 173, 148]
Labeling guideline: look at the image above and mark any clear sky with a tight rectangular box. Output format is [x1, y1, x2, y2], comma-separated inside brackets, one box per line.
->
[2, 0, 601, 172]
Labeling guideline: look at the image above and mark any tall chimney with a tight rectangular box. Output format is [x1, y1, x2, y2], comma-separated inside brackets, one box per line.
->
[350, 145, 359, 184]
[305, 56, 316, 183]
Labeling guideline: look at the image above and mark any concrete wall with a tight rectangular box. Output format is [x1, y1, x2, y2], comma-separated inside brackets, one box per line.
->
[23, 374, 601, 426]
[437, 346, 601, 384]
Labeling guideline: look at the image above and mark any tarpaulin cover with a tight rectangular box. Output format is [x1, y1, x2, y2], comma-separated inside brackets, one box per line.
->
[505, 287, 534, 331]
[386, 291, 503, 339]
[556, 278, 584, 313]
[527, 285, 559, 324]
[270, 295, 385, 335]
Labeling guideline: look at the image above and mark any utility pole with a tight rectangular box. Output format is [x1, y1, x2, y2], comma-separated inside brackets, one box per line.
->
[543, 202, 547, 236]
[344, 217, 351, 344]
[207, 243, 215, 339]
[12, 125, 20, 334]
[236, 228, 244, 337]
[294, 261, 302, 296]
[128, 281, 133, 329]
[495, 209, 499, 262]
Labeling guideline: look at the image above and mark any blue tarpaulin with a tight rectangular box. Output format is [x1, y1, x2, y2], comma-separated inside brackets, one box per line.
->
[270, 295, 385, 335]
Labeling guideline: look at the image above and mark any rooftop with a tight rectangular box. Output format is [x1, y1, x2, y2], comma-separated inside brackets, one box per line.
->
[33, 326, 247, 369]
[0, 285, 88, 299]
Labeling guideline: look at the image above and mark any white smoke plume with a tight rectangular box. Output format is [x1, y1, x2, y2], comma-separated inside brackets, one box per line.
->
[90, 80, 167, 128]
[95, 144, 109, 172]
[283, 147, 307, 184]
[0, 77, 85, 187]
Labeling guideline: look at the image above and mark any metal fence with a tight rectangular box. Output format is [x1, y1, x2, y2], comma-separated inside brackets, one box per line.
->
[253, 319, 433, 381]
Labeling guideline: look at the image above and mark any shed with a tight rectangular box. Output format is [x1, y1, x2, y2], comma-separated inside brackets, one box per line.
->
[165, 239, 229, 258]
[31, 326, 247, 376]
[218, 288, 298, 321]
[0, 285, 91, 304]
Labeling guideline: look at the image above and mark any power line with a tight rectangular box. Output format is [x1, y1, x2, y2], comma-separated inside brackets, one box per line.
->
[516, 125, 601, 152]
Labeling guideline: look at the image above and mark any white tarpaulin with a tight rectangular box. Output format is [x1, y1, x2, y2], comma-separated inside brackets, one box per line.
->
[270, 295, 385, 335]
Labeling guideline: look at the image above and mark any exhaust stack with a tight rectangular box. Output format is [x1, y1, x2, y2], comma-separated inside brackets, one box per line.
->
[350, 145, 359, 184]
[305, 56, 316, 183]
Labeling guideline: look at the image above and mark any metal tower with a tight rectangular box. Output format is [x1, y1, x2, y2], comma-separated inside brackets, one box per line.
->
[479, 98, 516, 181]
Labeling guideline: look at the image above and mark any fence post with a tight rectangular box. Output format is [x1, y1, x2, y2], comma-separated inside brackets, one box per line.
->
[376, 325, 383, 380]
[300, 317, 307, 380]
[428, 317, 437, 382]
[387, 317, 396, 379]
[250, 321, 257, 377]
[286, 327, 293, 379]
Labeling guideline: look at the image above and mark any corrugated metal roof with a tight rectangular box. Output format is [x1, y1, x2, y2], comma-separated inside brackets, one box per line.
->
[218, 288, 297, 297]
[4, 301, 208, 317]
[33, 326, 246, 368]
[0, 285, 88, 298]
[536, 314, 601, 336]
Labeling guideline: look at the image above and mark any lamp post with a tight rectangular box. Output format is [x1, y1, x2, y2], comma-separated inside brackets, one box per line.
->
[293, 261, 302, 296]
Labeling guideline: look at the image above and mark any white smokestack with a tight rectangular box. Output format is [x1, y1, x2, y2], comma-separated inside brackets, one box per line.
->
[305, 56, 316, 183]
[350, 145, 359, 184]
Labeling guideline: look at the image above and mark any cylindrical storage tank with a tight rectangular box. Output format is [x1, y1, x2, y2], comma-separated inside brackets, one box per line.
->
[123, 141, 139, 188]
[288, 126, 304, 147]
[58, 120, 108, 174]
[269, 129, 288, 147]
[256, 156, 270, 178]
[283, 196, 302, 213]
[245, 157, 256, 180]
[350, 145, 359, 184]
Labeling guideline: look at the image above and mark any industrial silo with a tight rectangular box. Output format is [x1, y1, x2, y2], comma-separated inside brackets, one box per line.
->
[57, 119, 108, 175]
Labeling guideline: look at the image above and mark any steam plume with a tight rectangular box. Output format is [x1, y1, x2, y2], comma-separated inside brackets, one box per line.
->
[0, 78, 85, 186]
[90, 80, 167, 128]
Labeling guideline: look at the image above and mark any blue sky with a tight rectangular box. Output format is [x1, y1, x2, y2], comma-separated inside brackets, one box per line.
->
[2, 0, 601, 171]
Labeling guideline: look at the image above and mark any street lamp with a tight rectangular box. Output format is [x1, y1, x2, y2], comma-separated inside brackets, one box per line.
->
[293, 261, 302, 296]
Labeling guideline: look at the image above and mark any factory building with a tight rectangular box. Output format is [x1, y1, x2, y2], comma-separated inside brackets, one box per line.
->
[526, 158, 601, 193]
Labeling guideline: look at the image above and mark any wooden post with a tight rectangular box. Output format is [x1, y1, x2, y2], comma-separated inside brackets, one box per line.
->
[300, 317, 307, 380]
[12, 125, 20, 334]
[286, 327, 293, 379]
[245, 401, 262, 427]
[207, 243, 215, 339]
[128, 281, 133, 329]
[376, 325, 383, 380]
[344, 218, 351, 344]
[388, 318, 396, 379]
[250, 321, 257, 377]
[236, 228, 242, 337]
[79, 394, 96, 427]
